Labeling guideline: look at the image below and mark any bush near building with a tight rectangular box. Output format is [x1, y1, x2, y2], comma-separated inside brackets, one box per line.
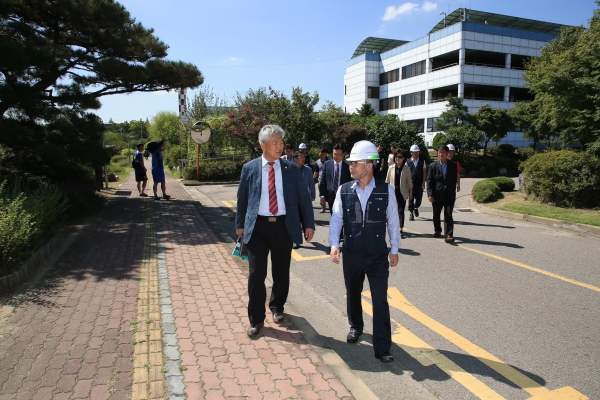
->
[488, 176, 516, 192]
[521, 151, 600, 208]
[471, 180, 502, 203]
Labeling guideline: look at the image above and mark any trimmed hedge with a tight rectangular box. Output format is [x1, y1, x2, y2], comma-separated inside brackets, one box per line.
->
[488, 176, 515, 192]
[520, 150, 600, 208]
[182, 158, 248, 181]
[471, 180, 501, 203]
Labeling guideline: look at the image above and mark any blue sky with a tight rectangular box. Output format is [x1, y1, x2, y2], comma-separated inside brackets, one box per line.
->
[98, 0, 596, 123]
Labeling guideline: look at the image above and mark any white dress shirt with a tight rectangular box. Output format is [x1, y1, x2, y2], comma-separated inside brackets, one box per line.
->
[258, 156, 286, 216]
[328, 178, 400, 254]
[411, 157, 427, 171]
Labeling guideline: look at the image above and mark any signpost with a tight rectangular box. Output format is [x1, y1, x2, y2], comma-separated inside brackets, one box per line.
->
[190, 121, 212, 180]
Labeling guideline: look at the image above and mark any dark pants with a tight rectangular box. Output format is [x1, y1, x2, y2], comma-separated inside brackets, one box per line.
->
[408, 186, 424, 211]
[395, 190, 406, 229]
[432, 200, 455, 237]
[342, 250, 391, 355]
[245, 218, 293, 325]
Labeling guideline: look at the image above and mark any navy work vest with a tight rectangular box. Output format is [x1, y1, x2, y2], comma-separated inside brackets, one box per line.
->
[407, 157, 425, 185]
[340, 179, 389, 254]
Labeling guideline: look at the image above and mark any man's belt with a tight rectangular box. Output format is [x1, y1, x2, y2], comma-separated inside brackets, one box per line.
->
[257, 215, 286, 222]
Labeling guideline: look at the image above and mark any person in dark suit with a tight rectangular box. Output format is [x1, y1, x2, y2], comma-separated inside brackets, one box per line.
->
[236, 125, 315, 337]
[427, 145, 458, 243]
[319, 143, 351, 214]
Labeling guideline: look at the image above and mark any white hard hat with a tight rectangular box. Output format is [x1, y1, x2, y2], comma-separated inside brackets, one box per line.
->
[447, 144, 456, 151]
[347, 141, 380, 162]
[298, 143, 307, 149]
[410, 144, 420, 152]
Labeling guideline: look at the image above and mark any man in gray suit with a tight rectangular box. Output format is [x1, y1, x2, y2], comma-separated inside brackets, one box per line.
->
[236, 125, 315, 337]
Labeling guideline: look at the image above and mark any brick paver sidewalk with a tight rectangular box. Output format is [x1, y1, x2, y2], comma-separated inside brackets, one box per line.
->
[0, 164, 355, 399]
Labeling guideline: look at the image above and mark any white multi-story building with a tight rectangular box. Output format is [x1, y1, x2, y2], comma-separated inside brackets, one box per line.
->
[344, 8, 568, 148]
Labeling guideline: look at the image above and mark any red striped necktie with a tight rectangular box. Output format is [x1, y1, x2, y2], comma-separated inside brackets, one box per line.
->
[268, 162, 278, 215]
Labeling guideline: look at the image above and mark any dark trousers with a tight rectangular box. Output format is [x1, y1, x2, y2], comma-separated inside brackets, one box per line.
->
[342, 250, 391, 355]
[408, 186, 424, 211]
[432, 200, 455, 237]
[246, 218, 293, 325]
[395, 190, 406, 229]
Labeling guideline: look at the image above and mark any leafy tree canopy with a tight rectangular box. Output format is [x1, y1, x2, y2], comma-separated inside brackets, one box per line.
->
[524, 1, 600, 150]
[473, 104, 512, 155]
[357, 102, 377, 118]
[0, 0, 203, 186]
[433, 95, 473, 132]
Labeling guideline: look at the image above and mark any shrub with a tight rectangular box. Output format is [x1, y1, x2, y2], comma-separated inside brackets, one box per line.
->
[471, 180, 501, 203]
[182, 158, 248, 181]
[432, 133, 446, 150]
[520, 150, 600, 208]
[515, 147, 535, 161]
[488, 176, 515, 192]
[0, 188, 36, 272]
[487, 144, 517, 158]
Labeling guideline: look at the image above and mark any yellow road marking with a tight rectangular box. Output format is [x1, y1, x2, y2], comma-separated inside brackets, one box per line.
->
[222, 200, 236, 212]
[362, 289, 588, 399]
[385, 289, 548, 397]
[361, 297, 505, 399]
[455, 245, 600, 293]
[404, 228, 600, 293]
[291, 250, 330, 261]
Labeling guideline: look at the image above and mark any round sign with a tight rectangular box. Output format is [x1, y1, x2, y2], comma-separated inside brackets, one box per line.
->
[190, 121, 211, 144]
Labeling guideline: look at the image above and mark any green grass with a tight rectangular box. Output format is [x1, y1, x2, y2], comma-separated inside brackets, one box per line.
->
[108, 157, 133, 178]
[492, 201, 600, 227]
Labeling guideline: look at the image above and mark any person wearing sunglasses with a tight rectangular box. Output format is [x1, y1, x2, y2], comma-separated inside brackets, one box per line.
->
[385, 149, 413, 238]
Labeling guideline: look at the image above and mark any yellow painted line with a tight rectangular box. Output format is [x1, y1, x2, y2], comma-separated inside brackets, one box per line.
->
[365, 289, 587, 399]
[455, 245, 600, 293]
[404, 228, 600, 293]
[221, 200, 236, 212]
[385, 288, 552, 397]
[361, 297, 505, 400]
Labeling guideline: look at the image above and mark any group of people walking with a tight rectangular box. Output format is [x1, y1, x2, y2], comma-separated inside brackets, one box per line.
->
[235, 124, 459, 363]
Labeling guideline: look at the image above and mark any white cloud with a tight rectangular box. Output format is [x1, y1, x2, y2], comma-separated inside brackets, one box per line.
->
[422, 1, 438, 11]
[382, 3, 419, 21]
[228, 57, 244, 62]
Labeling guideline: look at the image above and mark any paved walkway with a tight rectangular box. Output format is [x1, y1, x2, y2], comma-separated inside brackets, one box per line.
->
[0, 165, 354, 400]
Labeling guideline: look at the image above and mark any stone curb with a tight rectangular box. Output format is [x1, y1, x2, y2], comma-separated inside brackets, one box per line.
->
[0, 237, 58, 294]
[470, 200, 600, 238]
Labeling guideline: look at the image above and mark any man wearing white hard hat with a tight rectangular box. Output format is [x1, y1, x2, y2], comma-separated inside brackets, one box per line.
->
[328, 140, 400, 363]
[406, 144, 427, 221]
[298, 143, 312, 167]
[447, 144, 461, 193]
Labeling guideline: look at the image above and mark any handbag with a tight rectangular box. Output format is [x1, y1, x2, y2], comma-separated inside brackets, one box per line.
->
[232, 237, 248, 260]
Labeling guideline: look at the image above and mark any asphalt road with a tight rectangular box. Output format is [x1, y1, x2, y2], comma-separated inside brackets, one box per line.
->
[186, 178, 599, 400]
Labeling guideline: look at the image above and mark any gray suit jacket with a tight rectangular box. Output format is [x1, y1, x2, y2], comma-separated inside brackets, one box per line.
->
[236, 157, 315, 245]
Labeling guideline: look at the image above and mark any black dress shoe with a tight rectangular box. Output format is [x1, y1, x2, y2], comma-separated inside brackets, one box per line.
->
[292, 243, 300, 249]
[346, 328, 362, 344]
[375, 351, 395, 363]
[247, 322, 264, 337]
[272, 312, 284, 323]
[433, 231, 442, 238]
[445, 235, 455, 243]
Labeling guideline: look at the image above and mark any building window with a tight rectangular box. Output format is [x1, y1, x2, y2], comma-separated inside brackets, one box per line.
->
[344, 85, 346, 95]
[402, 60, 426, 79]
[379, 69, 399, 85]
[405, 119, 425, 133]
[401, 91, 425, 108]
[367, 86, 379, 99]
[379, 96, 399, 111]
